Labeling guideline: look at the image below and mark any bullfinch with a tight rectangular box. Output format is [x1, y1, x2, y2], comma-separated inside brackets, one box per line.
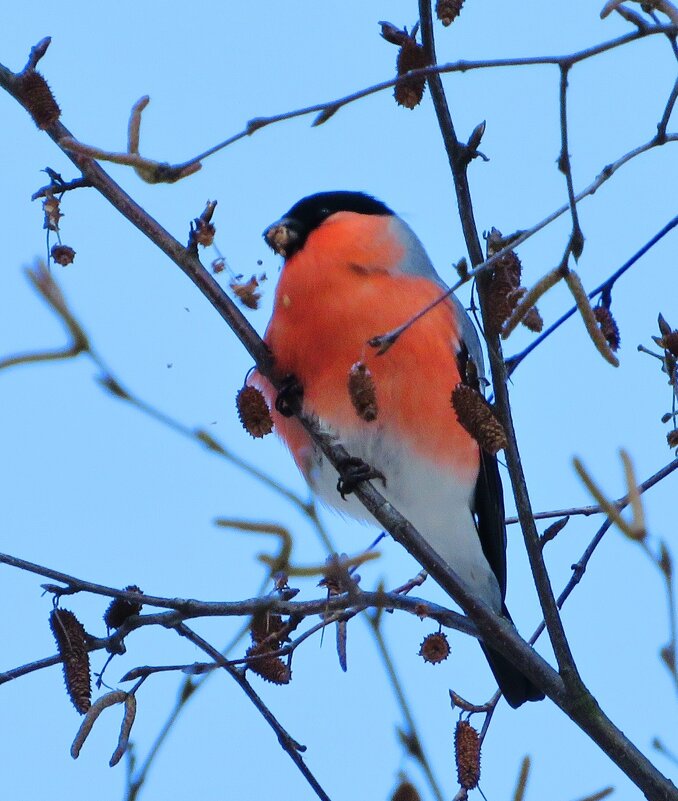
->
[253, 191, 543, 708]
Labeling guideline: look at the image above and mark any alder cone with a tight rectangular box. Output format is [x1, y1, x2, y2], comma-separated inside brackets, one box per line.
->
[593, 305, 621, 351]
[455, 720, 481, 789]
[419, 632, 451, 664]
[436, 0, 464, 26]
[16, 70, 61, 128]
[395, 39, 429, 109]
[104, 585, 143, 629]
[49, 608, 91, 714]
[236, 385, 273, 438]
[451, 384, 508, 454]
[348, 362, 378, 422]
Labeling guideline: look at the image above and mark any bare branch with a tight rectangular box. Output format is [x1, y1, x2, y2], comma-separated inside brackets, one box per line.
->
[370, 135, 677, 355]
[558, 65, 585, 260]
[506, 214, 678, 374]
[169, 24, 677, 168]
[174, 623, 332, 801]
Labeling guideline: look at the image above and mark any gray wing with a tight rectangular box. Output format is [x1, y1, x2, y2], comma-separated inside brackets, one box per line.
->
[392, 216, 484, 375]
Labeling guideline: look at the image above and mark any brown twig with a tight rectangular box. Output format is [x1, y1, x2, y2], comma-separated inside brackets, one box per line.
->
[161, 24, 677, 171]
[527, 457, 678, 647]
[481, 457, 678, 747]
[658, 76, 678, 139]
[3, 262, 436, 800]
[417, 5, 678, 798]
[420, 0, 579, 685]
[31, 174, 91, 201]
[174, 622, 331, 801]
[367, 610, 445, 801]
[370, 135, 677, 355]
[2, 32, 678, 801]
[558, 65, 585, 260]
[505, 215, 678, 374]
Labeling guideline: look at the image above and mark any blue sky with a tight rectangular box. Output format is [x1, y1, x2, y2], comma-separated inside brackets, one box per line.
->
[2, 2, 677, 800]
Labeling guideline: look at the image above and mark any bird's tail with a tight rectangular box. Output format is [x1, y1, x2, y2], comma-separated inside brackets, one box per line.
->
[479, 610, 545, 708]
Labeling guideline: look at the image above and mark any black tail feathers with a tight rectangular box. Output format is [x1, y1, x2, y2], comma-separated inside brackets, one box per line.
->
[480, 641, 544, 709]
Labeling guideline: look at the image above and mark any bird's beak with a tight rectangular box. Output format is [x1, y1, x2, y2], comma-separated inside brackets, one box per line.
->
[263, 218, 300, 258]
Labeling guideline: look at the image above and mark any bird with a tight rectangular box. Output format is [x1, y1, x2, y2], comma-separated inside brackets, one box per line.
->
[252, 190, 543, 708]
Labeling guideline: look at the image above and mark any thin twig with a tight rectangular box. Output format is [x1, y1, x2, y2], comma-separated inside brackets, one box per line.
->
[366, 613, 445, 801]
[658, 75, 678, 139]
[125, 608, 262, 801]
[370, 134, 677, 355]
[420, 0, 581, 688]
[505, 215, 678, 374]
[31, 175, 91, 201]
[164, 25, 676, 170]
[558, 65, 585, 260]
[528, 457, 678, 644]
[174, 623, 332, 801]
[2, 35, 678, 801]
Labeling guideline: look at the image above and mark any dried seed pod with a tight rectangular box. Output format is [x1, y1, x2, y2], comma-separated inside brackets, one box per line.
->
[391, 779, 422, 801]
[71, 690, 128, 759]
[42, 195, 62, 232]
[250, 611, 285, 646]
[564, 270, 619, 367]
[395, 38, 429, 109]
[452, 384, 508, 454]
[319, 554, 357, 596]
[656, 323, 678, 357]
[236, 385, 273, 438]
[521, 306, 544, 333]
[16, 70, 61, 128]
[230, 275, 261, 309]
[485, 229, 523, 335]
[245, 642, 291, 685]
[109, 693, 137, 767]
[593, 305, 621, 352]
[436, 0, 464, 25]
[192, 218, 215, 248]
[212, 258, 225, 274]
[104, 586, 143, 629]
[419, 631, 450, 664]
[668, 429, 678, 449]
[50, 608, 91, 714]
[455, 720, 481, 790]
[348, 362, 378, 422]
[501, 266, 563, 339]
[51, 244, 76, 266]
[455, 258, 469, 281]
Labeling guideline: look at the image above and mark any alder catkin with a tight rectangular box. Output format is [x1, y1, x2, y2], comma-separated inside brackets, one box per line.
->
[236, 386, 273, 438]
[455, 720, 481, 789]
[451, 384, 508, 454]
[50, 608, 91, 714]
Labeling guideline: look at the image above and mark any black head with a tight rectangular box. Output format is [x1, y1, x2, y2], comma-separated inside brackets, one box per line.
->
[264, 191, 393, 258]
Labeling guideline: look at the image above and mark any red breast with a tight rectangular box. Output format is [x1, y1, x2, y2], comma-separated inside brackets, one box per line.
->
[261, 211, 478, 479]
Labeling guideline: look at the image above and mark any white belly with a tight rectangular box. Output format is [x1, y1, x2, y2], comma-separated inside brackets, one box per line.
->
[304, 425, 503, 612]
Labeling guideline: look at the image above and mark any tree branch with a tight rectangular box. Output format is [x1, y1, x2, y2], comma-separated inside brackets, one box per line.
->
[174, 622, 331, 801]
[505, 215, 678, 374]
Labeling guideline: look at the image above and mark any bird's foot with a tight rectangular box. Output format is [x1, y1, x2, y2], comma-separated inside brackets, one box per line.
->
[275, 374, 304, 417]
[336, 457, 386, 501]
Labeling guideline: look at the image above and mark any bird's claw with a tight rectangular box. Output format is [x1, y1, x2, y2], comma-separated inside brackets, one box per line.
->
[275, 374, 304, 417]
[336, 457, 386, 500]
